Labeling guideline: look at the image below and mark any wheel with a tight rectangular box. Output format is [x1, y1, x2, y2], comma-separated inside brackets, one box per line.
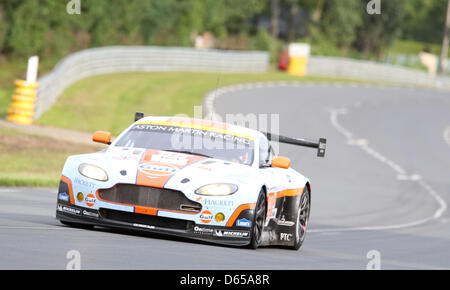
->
[249, 189, 267, 249]
[290, 187, 311, 250]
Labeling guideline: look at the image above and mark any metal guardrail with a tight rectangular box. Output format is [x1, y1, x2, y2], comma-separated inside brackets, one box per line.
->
[307, 56, 450, 90]
[35, 46, 269, 119]
[35, 47, 450, 119]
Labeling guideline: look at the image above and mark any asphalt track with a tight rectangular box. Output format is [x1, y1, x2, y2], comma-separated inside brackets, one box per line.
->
[1, 83, 449, 269]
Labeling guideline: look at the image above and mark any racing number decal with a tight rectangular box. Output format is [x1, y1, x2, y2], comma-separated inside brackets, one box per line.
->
[266, 188, 304, 219]
[266, 192, 277, 219]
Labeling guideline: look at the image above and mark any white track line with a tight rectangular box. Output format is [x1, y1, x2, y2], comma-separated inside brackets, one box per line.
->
[310, 108, 447, 233]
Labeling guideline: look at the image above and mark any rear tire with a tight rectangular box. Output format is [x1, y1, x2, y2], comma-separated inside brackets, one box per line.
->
[248, 189, 266, 249]
[290, 187, 311, 250]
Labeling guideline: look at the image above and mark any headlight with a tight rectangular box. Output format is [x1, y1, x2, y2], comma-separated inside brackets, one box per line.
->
[195, 183, 238, 196]
[78, 163, 108, 181]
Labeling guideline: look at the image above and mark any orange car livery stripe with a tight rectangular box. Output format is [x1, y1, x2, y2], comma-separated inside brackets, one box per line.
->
[267, 188, 303, 218]
[60, 175, 75, 205]
[276, 188, 303, 198]
[136, 149, 206, 188]
[226, 203, 256, 227]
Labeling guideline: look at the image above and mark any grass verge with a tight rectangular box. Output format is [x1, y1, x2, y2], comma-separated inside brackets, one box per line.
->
[36, 71, 369, 136]
[0, 126, 99, 187]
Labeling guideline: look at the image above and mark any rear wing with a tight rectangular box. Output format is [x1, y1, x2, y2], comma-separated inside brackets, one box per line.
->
[264, 132, 327, 158]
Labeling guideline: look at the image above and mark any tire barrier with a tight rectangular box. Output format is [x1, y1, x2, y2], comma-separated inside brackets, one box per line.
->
[6, 80, 38, 125]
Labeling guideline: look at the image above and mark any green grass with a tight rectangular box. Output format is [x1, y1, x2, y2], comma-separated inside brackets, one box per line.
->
[0, 126, 98, 187]
[0, 87, 13, 119]
[37, 71, 368, 136]
[388, 39, 445, 56]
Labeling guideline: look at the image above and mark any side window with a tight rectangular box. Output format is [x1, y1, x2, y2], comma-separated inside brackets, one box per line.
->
[259, 137, 271, 167]
[268, 144, 275, 163]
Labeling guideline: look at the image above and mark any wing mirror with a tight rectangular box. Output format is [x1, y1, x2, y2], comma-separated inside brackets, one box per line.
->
[93, 131, 112, 145]
[271, 156, 290, 169]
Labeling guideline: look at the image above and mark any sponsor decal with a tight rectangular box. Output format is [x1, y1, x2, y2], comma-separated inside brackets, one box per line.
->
[193, 226, 214, 235]
[280, 233, 293, 241]
[82, 209, 99, 219]
[133, 223, 155, 230]
[111, 155, 139, 161]
[150, 153, 188, 166]
[198, 165, 212, 172]
[132, 124, 252, 145]
[57, 204, 82, 216]
[286, 174, 292, 183]
[213, 230, 250, 238]
[274, 216, 295, 226]
[203, 199, 234, 208]
[84, 193, 96, 207]
[76, 192, 84, 202]
[199, 210, 214, 224]
[58, 192, 70, 202]
[236, 218, 252, 228]
[136, 149, 206, 188]
[74, 177, 96, 189]
[138, 162, 178, 179]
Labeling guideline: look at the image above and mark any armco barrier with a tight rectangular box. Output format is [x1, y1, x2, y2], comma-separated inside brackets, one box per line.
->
[307, 56, 450, 90]
[34, 46, 269, 119]
[34, 48, 450, 120]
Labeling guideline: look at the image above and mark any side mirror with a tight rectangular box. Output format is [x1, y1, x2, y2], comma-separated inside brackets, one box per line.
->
[135, 112, 144, 122]
[271, 156, 290, 169]
[93, 131, 112, 145]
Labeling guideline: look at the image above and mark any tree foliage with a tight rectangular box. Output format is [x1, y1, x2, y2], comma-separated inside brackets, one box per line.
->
[0, 0, 447, 60]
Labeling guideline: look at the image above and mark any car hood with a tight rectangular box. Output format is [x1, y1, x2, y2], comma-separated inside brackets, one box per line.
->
[81, 147, 257, 190]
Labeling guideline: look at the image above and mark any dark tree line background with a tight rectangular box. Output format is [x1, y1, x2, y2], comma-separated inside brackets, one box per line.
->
[0, 0, 448, 61]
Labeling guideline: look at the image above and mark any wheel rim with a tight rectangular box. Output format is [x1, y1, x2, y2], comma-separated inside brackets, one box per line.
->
[296, 192, 310, 243]
[254, 195, 266, 245]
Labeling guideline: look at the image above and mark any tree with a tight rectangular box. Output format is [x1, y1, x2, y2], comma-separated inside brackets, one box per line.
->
[355, 0, 407, 58]
[270, 0, 280, 38]
[438, 0, 450, 73]
[319, 0, 363, 52]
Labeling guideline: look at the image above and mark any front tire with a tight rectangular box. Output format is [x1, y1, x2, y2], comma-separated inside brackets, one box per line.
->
[249, 189, 266, 249]
[290, 187, 311, 250]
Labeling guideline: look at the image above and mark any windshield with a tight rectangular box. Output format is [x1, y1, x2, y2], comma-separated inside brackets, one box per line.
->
[115, 124, 254, 165]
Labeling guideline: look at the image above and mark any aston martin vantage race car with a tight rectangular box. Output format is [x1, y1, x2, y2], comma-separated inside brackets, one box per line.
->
[56, 113, 326, 250]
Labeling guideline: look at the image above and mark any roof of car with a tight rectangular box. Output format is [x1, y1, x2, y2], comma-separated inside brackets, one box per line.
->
[135, 116, 265, 141]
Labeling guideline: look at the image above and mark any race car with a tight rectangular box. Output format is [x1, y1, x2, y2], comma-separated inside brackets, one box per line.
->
[56, 112, 326, 250]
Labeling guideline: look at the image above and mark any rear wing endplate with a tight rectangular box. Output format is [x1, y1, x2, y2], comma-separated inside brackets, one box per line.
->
[264, 132, 327, 157]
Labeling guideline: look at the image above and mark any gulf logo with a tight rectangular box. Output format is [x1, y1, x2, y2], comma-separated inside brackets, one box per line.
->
[138, 162, 178, 178]
[85, 194, 96, 207]
[199, 210, 214, 224]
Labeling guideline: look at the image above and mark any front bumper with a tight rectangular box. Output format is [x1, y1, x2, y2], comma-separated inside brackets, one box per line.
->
[56, 202, 252, 247]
